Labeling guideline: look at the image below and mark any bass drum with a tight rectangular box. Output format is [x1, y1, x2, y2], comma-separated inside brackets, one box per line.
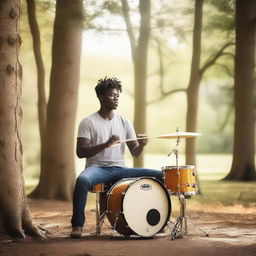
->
[106, 177, 171, 237]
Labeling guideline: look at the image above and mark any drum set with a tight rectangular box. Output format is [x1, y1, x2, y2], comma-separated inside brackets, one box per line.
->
[92, 130, 208, 239]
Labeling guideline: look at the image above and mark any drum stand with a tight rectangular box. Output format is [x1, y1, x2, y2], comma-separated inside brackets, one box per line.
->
[168, 132, 209, 239]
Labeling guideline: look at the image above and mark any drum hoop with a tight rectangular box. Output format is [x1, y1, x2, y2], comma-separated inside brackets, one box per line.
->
[106, 177, 142, 214]
[107, 178, 124, 195]
[161, 165, 195, 170]
[121, 177, 172, 236]
[120, 177, 153, 212]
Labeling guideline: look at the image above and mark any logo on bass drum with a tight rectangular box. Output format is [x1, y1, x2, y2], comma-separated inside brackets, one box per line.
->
[140, 183, 152, 191]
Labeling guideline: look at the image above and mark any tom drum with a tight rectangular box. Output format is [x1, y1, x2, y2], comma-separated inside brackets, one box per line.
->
[162, 165, 197, 195]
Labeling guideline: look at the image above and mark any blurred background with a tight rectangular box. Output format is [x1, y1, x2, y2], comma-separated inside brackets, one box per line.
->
[19, 0, 255, 208]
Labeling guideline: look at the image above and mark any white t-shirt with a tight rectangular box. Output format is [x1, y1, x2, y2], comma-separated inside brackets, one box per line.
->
[77, 112, 137, 167]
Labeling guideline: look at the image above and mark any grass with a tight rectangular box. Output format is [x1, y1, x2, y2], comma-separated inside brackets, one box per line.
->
[196, 180, 256, 206]
[24, 154, 256, 208]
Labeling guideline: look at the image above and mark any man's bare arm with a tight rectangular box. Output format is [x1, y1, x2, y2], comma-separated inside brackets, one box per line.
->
[76, 135, 120, 158]
[126, 135, 148, 158]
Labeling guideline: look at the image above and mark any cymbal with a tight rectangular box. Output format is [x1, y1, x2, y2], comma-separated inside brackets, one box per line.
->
[156, 132, 202, 139]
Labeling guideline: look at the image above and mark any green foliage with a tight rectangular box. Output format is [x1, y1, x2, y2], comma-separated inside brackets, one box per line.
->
[204, 0, 235, 34]
[84, 0, 124, 30]
[195, 180, 256, 207]
[207, 0, 234, 14]
[102, 0, 122, 14]
[207, 14, 235, 33]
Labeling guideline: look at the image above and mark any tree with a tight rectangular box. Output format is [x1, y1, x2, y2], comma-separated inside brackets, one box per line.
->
[185, 0, 203, 165]
[224, 0, 256, 181]
[0, 0, 43, 238]
[121, 0, 151, 167]
[185, 0, 233, 165]
[30, 0, 84, 200]
[26, 0, 46, 142]
[26, 0, 47, 186]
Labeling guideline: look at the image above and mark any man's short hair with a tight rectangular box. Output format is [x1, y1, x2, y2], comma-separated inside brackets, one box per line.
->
[95, 77, 122, 97]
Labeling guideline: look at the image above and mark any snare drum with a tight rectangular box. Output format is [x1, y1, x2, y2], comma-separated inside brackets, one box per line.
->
[106, 177, 171, 237]
[162, 166, 197, 195]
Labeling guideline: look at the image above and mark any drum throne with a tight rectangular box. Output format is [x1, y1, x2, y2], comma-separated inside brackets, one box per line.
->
[91, 182, 115, 235]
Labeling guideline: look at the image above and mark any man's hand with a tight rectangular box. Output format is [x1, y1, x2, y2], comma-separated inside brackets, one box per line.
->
[137, 134, 148, 147]
[126, 133, 148, 158]
[106, 135, 120, 147]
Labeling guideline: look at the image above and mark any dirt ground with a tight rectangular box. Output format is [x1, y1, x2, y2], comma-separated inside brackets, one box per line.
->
[0, 199, 256, 256]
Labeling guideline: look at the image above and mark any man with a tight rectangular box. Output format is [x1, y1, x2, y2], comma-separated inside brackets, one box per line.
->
[70, 77, 162, 238]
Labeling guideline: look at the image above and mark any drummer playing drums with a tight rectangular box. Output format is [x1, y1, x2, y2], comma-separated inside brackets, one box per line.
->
[70, 77, 163, 238]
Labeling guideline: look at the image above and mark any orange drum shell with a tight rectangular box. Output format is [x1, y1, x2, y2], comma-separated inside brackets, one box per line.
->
[106, 180, 136, 236]
[162, 166, 197, 195]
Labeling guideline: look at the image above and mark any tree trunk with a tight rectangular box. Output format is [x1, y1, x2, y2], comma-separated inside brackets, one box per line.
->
[224, 0, 256, 181]
[121, 0, 151, 167]
[0, 0, 43, 238]
[185, 0, 203, 166]
[133, 0, 151, 167]
[26, 0, 47, 181]
[30, 0, 83, 200]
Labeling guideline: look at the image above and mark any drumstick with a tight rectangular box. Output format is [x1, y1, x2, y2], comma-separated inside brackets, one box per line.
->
[110, 131, 201, 146]
[109, 136, 150, 147]
[120, 131, 201, 143]
[118, 136, 150, 143]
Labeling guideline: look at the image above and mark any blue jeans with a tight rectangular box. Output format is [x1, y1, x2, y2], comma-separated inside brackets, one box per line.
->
[71, 166, 163, 227]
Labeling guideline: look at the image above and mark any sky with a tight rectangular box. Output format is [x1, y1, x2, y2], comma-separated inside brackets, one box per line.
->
[82, 31, 132, 59]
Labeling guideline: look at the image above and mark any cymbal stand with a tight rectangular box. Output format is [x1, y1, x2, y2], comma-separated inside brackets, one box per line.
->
[170, 194, 209, 239]
[168, 128, 209, 239]
[168, 131, 187, 239]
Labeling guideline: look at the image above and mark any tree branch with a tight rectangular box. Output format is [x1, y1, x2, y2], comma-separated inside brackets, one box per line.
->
[121, 0, 136, 61]
[200, 42, 234, 75]
[147, 88, 187, 105]
[215, 62, 234, 77]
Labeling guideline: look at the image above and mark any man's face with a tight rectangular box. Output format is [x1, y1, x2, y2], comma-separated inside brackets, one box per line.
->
[100, 88, 120, 110]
